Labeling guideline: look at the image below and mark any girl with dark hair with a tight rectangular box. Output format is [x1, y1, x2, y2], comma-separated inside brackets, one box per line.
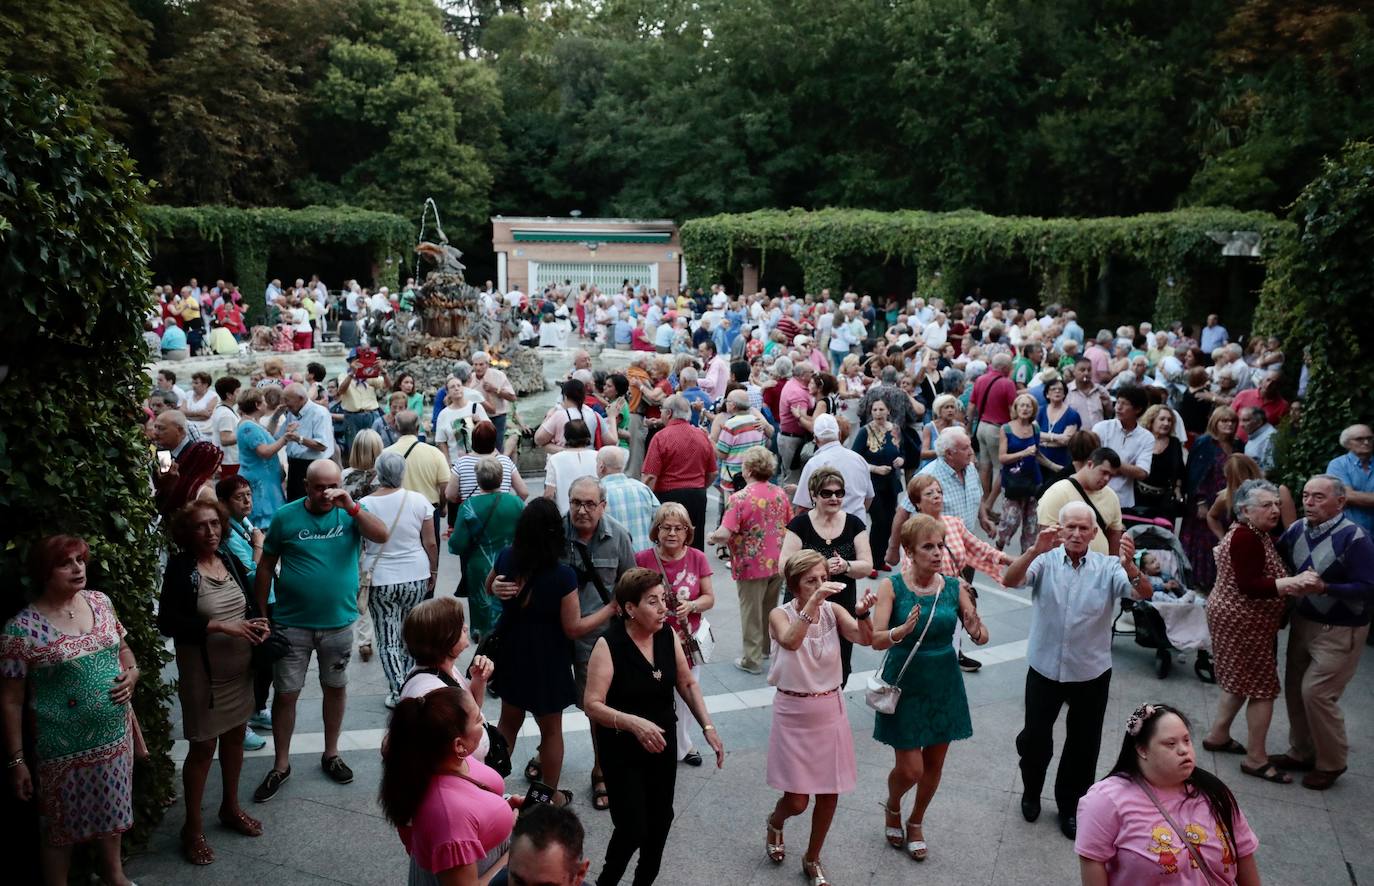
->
[1076, 703, 1261, 885]
[486, 498, 617, 807]
[381, 687, 517, 885]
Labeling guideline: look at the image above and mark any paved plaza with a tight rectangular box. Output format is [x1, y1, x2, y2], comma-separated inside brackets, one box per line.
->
[127, 493, 1374, 886]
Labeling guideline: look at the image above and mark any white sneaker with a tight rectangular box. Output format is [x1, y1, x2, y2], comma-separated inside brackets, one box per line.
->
[734, 657, 764, 676]
[385, 691, 400, 710]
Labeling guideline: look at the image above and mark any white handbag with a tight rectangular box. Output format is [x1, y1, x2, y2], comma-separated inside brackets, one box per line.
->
[865, 582, 942, 714]
[693, 618, 715, 664]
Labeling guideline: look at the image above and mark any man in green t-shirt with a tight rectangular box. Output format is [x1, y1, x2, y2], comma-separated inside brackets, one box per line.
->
[252, 460, 390, 802]
[1012, 343, 1041, 389]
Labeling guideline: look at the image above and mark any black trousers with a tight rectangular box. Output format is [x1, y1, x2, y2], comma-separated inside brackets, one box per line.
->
[658, 487, 707, 552]
[1016, 666, 1111, 815]
[286, 457, 313, 502]
[597, 735, 677, 886]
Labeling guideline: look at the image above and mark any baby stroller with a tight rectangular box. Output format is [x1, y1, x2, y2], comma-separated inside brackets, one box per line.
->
[1111, 523, 1215, 682]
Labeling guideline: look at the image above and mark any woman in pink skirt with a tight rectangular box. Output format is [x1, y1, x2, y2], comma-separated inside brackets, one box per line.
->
[765, 549, 876, 886]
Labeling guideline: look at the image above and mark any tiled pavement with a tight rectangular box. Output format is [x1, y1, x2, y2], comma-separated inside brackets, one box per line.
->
[127, 499, 1374, 885]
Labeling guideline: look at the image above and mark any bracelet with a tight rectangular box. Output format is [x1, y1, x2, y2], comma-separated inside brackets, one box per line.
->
[702, 724, 716, 732]
[798, 609, 815, 625]
[346, 501, 361, 518]
[857, 609, 872, 621]
[613, 713, 620, 732]
[7, 753, 23, 768]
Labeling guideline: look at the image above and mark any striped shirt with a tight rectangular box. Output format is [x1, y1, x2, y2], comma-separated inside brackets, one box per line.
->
[715, 414, 766, 482]
[449, 453, 517, 501]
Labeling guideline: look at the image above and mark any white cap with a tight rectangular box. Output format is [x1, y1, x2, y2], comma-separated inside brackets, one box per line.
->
[814, 413, 840, 441]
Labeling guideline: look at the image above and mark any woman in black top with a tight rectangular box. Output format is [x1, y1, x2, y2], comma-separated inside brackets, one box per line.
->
[583, 568, 724, 886]
[1131, 405, 1186, 520]
[778, 467, 874, 688]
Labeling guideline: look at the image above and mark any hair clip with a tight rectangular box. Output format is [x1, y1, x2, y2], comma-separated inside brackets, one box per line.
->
[1126, 703, 1158, 736]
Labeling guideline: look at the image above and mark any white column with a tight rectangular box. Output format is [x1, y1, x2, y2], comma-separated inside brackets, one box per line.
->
[649, 262, 660, 295]
[497, 252, 508, 293]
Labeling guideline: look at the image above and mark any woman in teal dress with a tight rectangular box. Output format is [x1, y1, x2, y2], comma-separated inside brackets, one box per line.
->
[234, 389, 288, 527]
[448, 456, 524, 642]
[871, 514, 988, 862]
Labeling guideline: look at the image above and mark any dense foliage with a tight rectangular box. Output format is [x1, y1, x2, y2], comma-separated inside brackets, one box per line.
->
[7, 0, 1371, 249]
[1257, 141, 1374, 487]
[0, 73, 173, 845]
[681, 207, 1291, 321]
[144, 204, 414, 303]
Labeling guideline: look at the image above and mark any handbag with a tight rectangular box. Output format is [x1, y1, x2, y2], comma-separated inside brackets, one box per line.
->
[653, 550, 709, 667]
[453, 498, 500, 599]
[1135, 778, 1231, 886]
[865, 580, 942, 714]
[968, 376, 996, 454]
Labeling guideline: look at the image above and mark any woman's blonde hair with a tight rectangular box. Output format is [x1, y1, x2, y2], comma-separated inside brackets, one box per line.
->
[402, 597, 466, 669]
[1206, 406, 1238, 441]
[906, 474, 941, 510]
[349, 429, 383, 471]
[649, 501, 695, 547]
[931, 394, 959, 418]
[1141, 404, 1173, 436]
[900, 512, 947, 554]
[1010, 392, 1039, 419]
[840, 354, 861, 374]
[263, 357, 284, 378]
[741, 446, 777, 481]
[784, 549, 826, 596]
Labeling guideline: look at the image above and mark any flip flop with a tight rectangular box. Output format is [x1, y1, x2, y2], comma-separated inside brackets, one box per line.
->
[524, 757, 542, 783]
[1202, 738, 1246, 754]
[1240, 762, 1292, 784]
[591, 773, 610, 811]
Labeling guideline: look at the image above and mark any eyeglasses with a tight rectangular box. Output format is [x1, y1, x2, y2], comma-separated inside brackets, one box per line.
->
[815, 488, 845, 499]
[569, 499, 603, 511]
[658, 524, 689, 533]
[1351, 436, 1374, 444]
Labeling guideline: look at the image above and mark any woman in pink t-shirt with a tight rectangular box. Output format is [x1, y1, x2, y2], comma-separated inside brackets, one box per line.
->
[381, 688, 517, 885]
[1076, 703, 1260, 885]
[635, 502, 715, 767]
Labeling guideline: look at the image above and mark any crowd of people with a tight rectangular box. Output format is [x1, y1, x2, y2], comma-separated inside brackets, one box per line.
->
[4, 275, 1372, 886]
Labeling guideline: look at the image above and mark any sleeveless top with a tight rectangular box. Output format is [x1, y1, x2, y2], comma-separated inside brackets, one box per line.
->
[767, 601, 842, 693]
[603, 619, 677, 736]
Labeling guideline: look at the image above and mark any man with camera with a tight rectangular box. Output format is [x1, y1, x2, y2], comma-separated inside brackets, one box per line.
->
[337, 347, 390, 454]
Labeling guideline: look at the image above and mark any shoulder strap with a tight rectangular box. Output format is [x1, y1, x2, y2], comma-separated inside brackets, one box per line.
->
[363, 494, 409, 579]
[402, 439, 421, 459]
[1066, 477, 1109, 533]
[577, 541, 612, 604]
[406, 666, 461, 689]
[886, 578, 943, 685]
[1134, 779, 1228, 886]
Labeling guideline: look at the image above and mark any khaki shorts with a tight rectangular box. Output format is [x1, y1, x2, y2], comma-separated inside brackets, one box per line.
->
[273, 624, 353, 694]
[975, 421, 1002, 472]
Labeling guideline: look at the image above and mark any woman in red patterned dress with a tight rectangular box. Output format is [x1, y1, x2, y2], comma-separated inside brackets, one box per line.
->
[1202, 480, 1321, 784]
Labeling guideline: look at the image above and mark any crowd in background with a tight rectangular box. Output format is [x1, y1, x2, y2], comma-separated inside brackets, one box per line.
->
[5, 273, 1371, 886]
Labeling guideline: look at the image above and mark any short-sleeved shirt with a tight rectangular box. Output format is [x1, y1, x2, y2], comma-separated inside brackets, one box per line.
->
[277, 401, 335, 461]
[899, 457, 983, 526]
[721, 481, 792, 580]
[537, 404, 607, 448]
[642, 419, 716, 492]
[793, 442, 875, 519]
[450, 453, 517, 501]
[434, 402, 491, 466]
[635, 547, 712, 634]
[161, 325, 188, 350]
[1037, 479, 1124, 555]
[1022, 548, 1134, 682]
[360, 489, 434, 586]
[777, 379, 814, 435]
[562, 516, 636, 664]
[1075, 776, 1258, 884]
[1328, 452, 1374, 533]
[263, 499, 364, 630]
[384, 436, 451, 506]
[474, 367, 514, 417]
[970, 371, 1017, 425]
[399, 762, 513, 876]
[211, 404, 240, 465]
[337, 374, 386, 412]
[545, 448, 599, 514]
[1092, 419, 1154, 508]
[602, 473, 660, 554]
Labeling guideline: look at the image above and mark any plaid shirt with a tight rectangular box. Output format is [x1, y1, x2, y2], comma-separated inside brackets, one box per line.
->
[900, 457, 984, 526]
[601, 472, 660, 554]
[898, 514, 1005, 579]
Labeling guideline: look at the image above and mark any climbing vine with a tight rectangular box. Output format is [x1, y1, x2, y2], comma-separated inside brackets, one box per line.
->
[143, 204, 414, 305]
[681, 207, 1290, 322]
[1257, 140, 1374, 488]
[0, 73, 172, 848]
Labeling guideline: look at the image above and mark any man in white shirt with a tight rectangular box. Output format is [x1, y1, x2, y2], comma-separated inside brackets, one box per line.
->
[211, 377, 242, 473]
[265, 278, 283, 309]
[793, 414, 874, 520]
[1091, 385, 1153, 510]
[344, 281, 362, 318]
[923, 312, 949, 351]
[505, 285, 525, 310]
[1241, 407, 1278, 474]
[155, 369, 189, 407]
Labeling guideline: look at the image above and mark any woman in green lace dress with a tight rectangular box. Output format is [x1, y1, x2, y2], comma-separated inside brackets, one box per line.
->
[871, 514, 988, 863]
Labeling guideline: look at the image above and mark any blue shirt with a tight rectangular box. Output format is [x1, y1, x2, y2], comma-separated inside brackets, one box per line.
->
[601, 473, 660, 554]
[276, 400, 335, 460]
[614, 319, 633, 344]
[654, 323, 675, 349]
[1327, 452, 1374, 533]
[681, 387, 712, 426]
[1021, 548, 1135, 682]
[161, 325, 187, 350]
[900, 456, 984, 525]
[1200, 325, 1229, 354]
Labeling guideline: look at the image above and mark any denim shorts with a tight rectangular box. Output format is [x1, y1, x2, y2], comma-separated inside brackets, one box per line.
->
[273, 624, 354, 694]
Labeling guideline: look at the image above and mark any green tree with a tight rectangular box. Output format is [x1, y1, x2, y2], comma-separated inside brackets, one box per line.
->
[0, 72, 173, 847]
[298, 0, 504, 243]
[151, 0, 303, 205]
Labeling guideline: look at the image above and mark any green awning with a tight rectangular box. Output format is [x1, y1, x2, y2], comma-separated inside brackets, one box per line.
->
[512, 231, 672, 243]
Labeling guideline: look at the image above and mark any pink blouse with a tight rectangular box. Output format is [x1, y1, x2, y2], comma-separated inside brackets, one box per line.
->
[635, 546, 712, 634]
[767, 601, 842, 693]
[400, 760, 513, 874]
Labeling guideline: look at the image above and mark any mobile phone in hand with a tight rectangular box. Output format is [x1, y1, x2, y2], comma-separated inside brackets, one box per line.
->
[521, 780, 555, 813]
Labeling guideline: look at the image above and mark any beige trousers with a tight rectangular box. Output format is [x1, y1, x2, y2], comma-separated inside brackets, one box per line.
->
[1284, 613, 1368, 771]
[737, 575, 783, 668]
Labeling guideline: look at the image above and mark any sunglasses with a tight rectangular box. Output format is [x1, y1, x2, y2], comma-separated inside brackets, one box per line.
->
[815, 488, 845, 499]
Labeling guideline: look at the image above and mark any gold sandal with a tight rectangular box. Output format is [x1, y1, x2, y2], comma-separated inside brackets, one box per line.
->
[906, 821, 928, 861]
[880, 801, 903, 848]
[802, 858, 830, 885]
[766, 815, 785, 864]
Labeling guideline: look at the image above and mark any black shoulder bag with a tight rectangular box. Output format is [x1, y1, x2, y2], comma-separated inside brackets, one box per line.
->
[1066, 477, 1109, 534]
[453, 500, 500, 599]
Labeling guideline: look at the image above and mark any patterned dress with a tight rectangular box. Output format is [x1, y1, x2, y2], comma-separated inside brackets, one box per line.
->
[1206, 524, 1289, 699]
[873, 574, 973, 750]
[0, 591, 133, 845]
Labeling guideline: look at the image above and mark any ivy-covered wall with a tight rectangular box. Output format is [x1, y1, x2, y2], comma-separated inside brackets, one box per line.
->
[1257, 140, 1374, 487]
[0, 74, 173, 847]
[143, 204, 414, 299]
[680, 207, 1290, 324]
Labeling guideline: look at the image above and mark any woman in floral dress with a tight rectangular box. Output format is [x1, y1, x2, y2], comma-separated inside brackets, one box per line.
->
[2, 535, 140, 886]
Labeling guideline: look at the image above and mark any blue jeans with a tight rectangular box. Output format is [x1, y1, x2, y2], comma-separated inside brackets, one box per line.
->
[490, 413, 508, 446]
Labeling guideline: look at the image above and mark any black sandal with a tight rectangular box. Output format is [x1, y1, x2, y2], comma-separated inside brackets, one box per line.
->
[591, 774, 610, 811]
[1240, 762, 1292, 784]
[524, 757, 542, 783]
[553, 789, 574, 807]
[1202, 738, 1246, 754]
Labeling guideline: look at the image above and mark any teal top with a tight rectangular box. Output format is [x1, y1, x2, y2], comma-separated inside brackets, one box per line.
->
[262, 499, 363, 630]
